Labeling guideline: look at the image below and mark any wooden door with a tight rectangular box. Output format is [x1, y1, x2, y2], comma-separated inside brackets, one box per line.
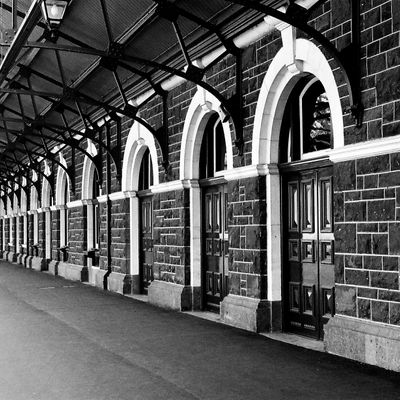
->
[140, 195, 153, 294]
[202, 184, 228, 311]
[282, 166, 335, 339]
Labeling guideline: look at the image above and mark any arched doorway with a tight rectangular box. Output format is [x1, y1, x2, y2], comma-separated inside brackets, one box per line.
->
[199, 113, 228, 311]
[180, 87, 234, 311]
[252, 37, 344, 335]
[279, 76, 334, 338]
[41, 176, 52, 260]
[138, 148, 154, 294]
[82, 142, 101, 284]
[121, 121, 159, 295]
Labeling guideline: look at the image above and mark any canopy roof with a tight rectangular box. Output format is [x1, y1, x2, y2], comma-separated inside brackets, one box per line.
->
[0, 0, 293, 180]
[0, 0, 360, 193]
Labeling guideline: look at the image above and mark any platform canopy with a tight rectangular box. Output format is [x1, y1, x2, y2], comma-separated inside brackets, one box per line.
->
[0, 0, 358, 190]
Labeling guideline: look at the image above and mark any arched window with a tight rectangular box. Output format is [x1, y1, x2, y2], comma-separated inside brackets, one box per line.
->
[199, 114, 227, 179]
[280, 76, 332, 163]
[138, 148, 153, 191]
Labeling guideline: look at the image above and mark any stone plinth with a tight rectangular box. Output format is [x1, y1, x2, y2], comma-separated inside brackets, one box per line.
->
[325, 315, 400, 372]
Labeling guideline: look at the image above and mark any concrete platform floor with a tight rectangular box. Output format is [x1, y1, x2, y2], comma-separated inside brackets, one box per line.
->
[0, 261, 399, 400]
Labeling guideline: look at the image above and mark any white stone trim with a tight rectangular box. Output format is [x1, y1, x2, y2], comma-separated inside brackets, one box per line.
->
[330, 135, 400, 163]
[109, 191, 131, 201]
[150, 180, 191, 193]
[67, 200, 83, 209]
[97, 195, 108, 204]
[55, 153, 70, 205]
[252, 38, 344, 166]
[121, 120, 160, 192]
[179, 87, 234, 180]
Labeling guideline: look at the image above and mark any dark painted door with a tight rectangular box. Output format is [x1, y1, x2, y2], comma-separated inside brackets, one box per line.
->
[282, 166, 335, 339]
[140, 195, 153, 294]
[202, 184, 229, 311]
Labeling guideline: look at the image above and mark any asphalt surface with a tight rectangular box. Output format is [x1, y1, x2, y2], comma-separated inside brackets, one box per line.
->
[0, 261, 399, 400]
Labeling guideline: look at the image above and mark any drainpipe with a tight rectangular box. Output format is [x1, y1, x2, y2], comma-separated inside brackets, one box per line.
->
[103, 122, 112, 290]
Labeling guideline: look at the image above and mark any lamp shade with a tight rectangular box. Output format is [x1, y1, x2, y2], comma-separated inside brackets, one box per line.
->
[41, 0, 70, 28]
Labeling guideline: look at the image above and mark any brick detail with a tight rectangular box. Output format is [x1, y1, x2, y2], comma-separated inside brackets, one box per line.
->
[153, 189, 190, 285]
[228, 176, 267, 299]
[335, 154, 400, 327]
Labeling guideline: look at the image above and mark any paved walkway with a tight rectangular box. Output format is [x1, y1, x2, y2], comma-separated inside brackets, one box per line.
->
[0, 261, 399, 400]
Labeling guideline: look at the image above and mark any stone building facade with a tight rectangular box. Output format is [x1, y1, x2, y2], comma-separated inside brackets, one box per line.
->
[1, 0, 400, 372]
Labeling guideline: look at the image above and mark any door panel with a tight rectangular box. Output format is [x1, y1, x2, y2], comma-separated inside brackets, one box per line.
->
[202, 184, 228, 311]
[140, 196, 153, 294]
[283, 166, 334, 339]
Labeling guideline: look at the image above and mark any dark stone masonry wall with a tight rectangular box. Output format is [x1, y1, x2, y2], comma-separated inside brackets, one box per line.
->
[153, 189, 190, 285]
[4, 219, 9, 250]
[28, 214, 34, 255]
[38, 212, 46, 259]
[334, 155, 400, 325]
[68, 206, 86, 266]
[51, 210, 60, 261]
[227, 176, 267, 299]
[110, 198, 130, 275]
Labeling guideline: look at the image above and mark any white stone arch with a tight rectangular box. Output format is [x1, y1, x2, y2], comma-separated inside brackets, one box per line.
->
[179, 87, 234, 292]
[20, 189, 27, 213]
[121, 121, 160, 280]
[55, 154, 70, 248]
[41, 178, 52, 208]
[253, 37, 344, 166]
[55, 154, 70, 206]
[82, 139, 98, 200]
[30, 185, 39, 211]
[180, 87, 234, 181]
[122, 121, 160, 192]
[252, 37, 344, 306]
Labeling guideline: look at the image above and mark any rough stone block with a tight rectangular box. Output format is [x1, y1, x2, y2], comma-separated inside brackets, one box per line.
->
[94, 269, 108, 290]
[371, 301, 389, 323]
[107, 272, 132, 295]
[370, 271, 398, 290]
[376, 67, 400, 104]
[324, 315, 400, 372]
[372, 234, 388, 254]
[31, 256, 47, 272]
[335, 224, 356, 253]
[335, 286, 356, 316]
[389, 223, 400, 254]
[57, 262, 88, 282]
[345, 269, 369, 286]
[220, 295, 276, 333]
[357, 298, 371, 319]
[333, 161, 356, 191]
[389, 302, 400, 325]
[345, 202, 366, 221]
[368, 199, 395, 221]
[48, 260, 59, 275]
[383, 256, 398, 271]
[357, 155, 389, 175]
[148, 280, 193, 311]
